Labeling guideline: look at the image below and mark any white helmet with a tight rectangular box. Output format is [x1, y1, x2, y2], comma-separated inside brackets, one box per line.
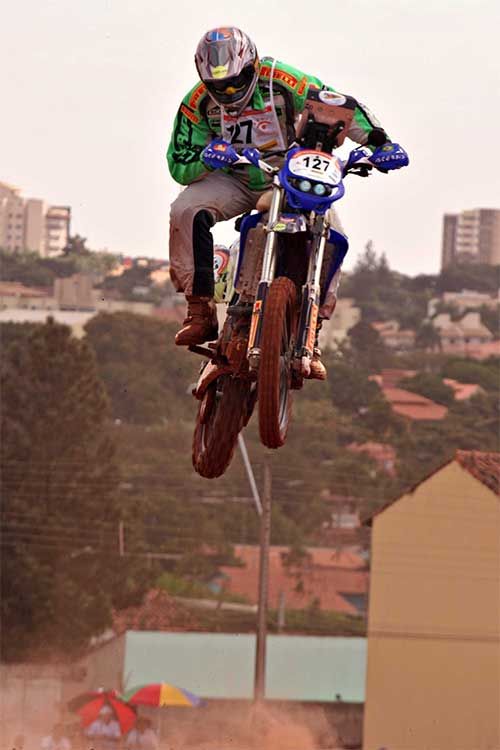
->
[195, 27, 259, 114]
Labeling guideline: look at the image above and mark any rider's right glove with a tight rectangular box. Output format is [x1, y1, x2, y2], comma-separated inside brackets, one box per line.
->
[369, 142, 409, 172]
[201, 139, 239, 170]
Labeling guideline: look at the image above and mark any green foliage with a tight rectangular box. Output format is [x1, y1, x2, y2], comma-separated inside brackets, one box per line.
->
[346, 320, 393, 371]
[441, 358, 499, 392]
[0, 320, 151, 661]
[0, 248, 76, 286]
[84, 312, 195, 424]
[479, 304, 500, 338]
[437, 263, 500, 294]
[0, 246, 119, 287]
[414, 321, 442, 351]
[341, 242, 431, 329]
[400, 372, 455, 406]
[97, 265, 163, 303]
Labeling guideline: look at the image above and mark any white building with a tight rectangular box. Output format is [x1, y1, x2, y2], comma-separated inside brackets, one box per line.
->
[0, 181, 70, 257]
[431, 310, 493, 354]
[441, 208, 500, 268]
[319, 297, 361, 351]
[427, 289, 499, 317]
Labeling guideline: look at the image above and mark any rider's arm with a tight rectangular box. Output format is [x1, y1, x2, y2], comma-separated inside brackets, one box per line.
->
[348, 101, 390, 149]
[264, 59, 390, 150]
[167, 83, 214, 185]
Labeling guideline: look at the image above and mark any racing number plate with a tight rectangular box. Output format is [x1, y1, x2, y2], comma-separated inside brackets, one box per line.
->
[288, 150, 343, 186]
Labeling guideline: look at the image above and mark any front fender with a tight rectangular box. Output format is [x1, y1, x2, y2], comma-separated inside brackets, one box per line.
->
[193, 360, 232, 400]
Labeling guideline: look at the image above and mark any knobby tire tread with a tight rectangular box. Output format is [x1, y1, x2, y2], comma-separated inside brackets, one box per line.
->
[258, 277, 296, 449]
[192, 376, 249, 479]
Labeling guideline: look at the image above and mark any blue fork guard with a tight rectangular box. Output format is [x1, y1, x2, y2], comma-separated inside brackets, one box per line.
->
[320, 229, 349, 305]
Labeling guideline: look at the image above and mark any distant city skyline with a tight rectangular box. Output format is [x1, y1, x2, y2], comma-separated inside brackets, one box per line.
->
[1, 0, 499, 274]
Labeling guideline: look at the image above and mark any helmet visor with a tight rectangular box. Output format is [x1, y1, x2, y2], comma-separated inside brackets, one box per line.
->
[208, 41, 231, 68]
[205, 64, 256, 105]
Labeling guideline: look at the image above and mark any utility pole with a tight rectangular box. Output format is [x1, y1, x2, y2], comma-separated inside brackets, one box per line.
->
[254, 458, 272, 703]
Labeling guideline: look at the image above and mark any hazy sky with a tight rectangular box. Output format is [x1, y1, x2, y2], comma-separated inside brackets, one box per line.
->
[1, 0, 499, 274]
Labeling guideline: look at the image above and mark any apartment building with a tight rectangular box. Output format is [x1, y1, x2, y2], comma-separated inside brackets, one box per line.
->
[441, 208, 500, 268]
[0, 181, 70, 257]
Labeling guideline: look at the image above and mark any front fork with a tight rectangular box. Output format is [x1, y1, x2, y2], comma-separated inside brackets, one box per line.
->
[247, 178, 283, 370]
[294, 219, 328, 377]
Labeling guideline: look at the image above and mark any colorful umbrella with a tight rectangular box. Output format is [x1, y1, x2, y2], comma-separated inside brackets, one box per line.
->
[67, 689, 137, 733]
[122, 683, 204, 708]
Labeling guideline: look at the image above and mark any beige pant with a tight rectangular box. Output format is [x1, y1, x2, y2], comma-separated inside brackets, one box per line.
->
[168, 172, 345, 315]
[169, 172, 261, 297]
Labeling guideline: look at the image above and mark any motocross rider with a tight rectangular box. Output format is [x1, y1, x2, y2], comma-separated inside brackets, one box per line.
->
[167, 27, 408, 379]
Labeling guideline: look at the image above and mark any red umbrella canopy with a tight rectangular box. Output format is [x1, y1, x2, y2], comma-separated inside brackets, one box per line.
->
[67, 690, 136, 734]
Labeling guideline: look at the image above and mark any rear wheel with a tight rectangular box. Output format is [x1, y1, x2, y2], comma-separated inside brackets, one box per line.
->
[193, 375, 251, 478]
[258, 277, 297, 448]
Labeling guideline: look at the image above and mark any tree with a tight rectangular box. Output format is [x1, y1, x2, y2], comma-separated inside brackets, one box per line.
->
[415, 322, 442, 352]
[63, 234, 90, 256]
[441, 358, 499, 393]
[84, 312, 195, 424]
[0, 319, 150, 660]
[346, 320, 392, 371]
[400, 372, 455, 406]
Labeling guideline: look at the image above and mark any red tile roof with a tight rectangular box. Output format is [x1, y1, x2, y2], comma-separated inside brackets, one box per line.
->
[381, 387, 448, 421]
[443, 378, 482, 401]
[220, 545, 368, 615]
[0, 281, 50, 297]
[456, 450, 500, 495]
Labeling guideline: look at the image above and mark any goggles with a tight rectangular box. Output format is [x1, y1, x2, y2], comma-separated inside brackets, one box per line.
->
[205, 64, 256, 103]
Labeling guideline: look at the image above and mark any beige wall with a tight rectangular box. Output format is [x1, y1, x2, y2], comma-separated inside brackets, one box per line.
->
[363, 461, 500, 750]
[24, 199, 45, 253]
[319, 298, 361, 351]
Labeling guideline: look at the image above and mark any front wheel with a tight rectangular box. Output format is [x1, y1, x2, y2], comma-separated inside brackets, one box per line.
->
[192, 375, 252, 479]
[258, 277, 297, 449]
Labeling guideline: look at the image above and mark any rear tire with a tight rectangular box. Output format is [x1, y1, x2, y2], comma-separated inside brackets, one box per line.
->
[193, 376, 251, 478]
[258, 277, 297, 448]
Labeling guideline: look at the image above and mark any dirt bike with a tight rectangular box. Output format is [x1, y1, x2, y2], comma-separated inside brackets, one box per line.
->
[189, 120, 404, 478]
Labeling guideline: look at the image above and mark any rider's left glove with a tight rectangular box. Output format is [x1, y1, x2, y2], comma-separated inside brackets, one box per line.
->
[201, 139, 239, 170]
[369, 142, 409, 172]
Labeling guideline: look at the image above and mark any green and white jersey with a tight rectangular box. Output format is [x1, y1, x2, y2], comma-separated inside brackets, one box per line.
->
[167, 57, 385, 191]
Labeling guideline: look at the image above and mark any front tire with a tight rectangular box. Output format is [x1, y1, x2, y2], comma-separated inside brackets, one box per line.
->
[258, 277, 297, 448]
[192, 376, 251, 478]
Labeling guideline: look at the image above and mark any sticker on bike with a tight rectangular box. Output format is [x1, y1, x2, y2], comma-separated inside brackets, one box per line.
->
[289, 150, 343, 186]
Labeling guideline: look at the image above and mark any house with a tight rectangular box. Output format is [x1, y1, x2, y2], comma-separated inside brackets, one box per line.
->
[432, 310, 493, 355]
[372, 369, 482, 403]
[0, 280, 57, 310]
[220, 544, 369, 616]
[380, 386, 448, 420]
[371, 320, 416, 351]
[363, 451, 500, 750]
[427, 289, 499, 317]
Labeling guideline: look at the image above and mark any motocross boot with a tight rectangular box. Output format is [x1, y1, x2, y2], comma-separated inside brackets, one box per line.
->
[307, 319, 327, 381]
[175, 296, 219, 346]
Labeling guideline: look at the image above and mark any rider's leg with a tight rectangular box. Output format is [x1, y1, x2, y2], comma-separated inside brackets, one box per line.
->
[169, 173, 258, 346]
